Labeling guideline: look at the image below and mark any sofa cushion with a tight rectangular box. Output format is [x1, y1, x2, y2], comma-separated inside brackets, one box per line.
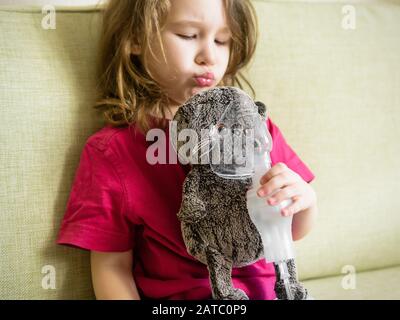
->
[303, 265, 400, 300]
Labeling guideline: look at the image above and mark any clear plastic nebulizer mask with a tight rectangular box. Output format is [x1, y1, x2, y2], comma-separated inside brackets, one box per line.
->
[208, 97, 295, 299]
[208, 94, 270, 180]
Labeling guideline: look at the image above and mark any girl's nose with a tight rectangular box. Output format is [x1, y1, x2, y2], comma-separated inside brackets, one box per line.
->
[195, 40, 217, 66]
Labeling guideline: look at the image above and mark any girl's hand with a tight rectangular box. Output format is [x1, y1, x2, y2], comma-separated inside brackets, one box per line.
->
[257, 162, 316, 216]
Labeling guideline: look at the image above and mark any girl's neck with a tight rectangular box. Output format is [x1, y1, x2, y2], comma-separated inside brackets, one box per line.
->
[151, 104, 181, 120]
[166, 105, 181, 120]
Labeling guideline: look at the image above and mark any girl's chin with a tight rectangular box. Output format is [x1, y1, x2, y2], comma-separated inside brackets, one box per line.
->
[169, 87, 214, 106]
[190, 86, 212, 97]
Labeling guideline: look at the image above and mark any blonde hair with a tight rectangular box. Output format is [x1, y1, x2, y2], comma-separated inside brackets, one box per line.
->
[94, 0, 259, 135]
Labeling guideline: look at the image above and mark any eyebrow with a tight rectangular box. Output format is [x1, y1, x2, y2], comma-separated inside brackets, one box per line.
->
[169, 20, 231, 33]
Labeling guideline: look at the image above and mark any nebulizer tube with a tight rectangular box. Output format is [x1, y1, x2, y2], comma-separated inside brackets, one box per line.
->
[245, 136, 295, 300]
[278, 260, 294, 300]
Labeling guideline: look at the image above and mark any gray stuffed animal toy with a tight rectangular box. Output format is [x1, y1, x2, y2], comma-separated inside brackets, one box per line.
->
[170, 86, 309, 300]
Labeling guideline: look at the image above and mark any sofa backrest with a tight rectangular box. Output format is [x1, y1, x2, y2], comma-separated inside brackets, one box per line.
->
[1, 0, 399, 299]
[248, 0, 400, 281]
[0, 5, 103, 299]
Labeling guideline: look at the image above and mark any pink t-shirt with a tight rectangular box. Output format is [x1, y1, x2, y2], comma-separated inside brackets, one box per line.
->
[56, 116, 315, 300]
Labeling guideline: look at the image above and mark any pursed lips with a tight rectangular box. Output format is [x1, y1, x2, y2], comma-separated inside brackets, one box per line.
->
[194, 72, 215, 87]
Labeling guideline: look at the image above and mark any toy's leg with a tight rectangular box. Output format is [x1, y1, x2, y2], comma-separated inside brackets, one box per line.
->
[205, 247, 248, 300]
[274, 259, 310, 300]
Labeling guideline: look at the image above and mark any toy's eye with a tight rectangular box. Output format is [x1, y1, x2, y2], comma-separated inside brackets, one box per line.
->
[254, 139, 262, 152]
[217, 123, 228, 135]
[244, 128, 253, 136]
[230, 123, 243, 136]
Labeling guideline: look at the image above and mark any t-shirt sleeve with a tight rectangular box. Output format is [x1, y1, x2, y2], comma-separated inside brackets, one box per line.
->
[56, 142, 134, 252]
[267, 118, 315, 183]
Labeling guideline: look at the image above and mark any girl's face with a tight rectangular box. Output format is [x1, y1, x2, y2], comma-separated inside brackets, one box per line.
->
[142, 0, 232, 111]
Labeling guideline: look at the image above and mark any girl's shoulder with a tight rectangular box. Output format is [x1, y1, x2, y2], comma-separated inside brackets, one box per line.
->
[266, 117, 280, 140]
[84, 122, 150, 157]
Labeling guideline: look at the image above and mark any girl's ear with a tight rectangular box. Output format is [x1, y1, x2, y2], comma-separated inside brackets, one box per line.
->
[131, 44, 141, 55]
[129, 38, 142, 55]
[255, 101, 267, 121]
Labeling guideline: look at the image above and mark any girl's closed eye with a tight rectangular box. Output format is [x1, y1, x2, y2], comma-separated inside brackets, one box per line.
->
[176, 34, 197, 40]
[215, 38, 230, 46]
[176, 34, 230, 46]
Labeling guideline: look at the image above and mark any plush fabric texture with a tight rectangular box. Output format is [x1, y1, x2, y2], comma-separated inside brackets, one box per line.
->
[1, 0, 399, 299]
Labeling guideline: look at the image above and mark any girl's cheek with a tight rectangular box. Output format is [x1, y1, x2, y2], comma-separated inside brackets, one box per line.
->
[164, 41, 191, 62]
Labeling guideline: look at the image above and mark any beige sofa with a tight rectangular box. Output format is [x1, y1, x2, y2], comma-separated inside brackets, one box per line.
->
[1, 0, 399, 299]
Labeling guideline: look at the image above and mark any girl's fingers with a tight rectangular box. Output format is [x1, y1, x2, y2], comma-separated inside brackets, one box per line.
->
[267, 185, 300, 206]
[259, 162, 288, 185]
[281, 195, 304, 216]
[257, 171, 292, 197]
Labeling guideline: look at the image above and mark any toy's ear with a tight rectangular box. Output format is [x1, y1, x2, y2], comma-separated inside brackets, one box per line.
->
[169, 106, 191, 164]
[170, 107, 185, 144]
[255, 101, 267, 121]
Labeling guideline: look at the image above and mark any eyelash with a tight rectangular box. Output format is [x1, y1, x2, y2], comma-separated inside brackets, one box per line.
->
[177, 34, 228, 45]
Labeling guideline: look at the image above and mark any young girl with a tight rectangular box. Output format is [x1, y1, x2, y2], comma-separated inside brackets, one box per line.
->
[57, 0, 318, 300]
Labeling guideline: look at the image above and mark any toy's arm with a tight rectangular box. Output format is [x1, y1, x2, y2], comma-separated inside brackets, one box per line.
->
[177, 171, 207, 224]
